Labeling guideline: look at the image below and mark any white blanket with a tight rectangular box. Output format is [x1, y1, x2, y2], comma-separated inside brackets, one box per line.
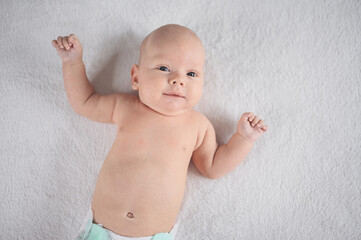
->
[1, 0, 360, 239]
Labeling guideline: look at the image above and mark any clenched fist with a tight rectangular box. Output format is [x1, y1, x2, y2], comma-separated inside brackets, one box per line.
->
[52, 34, 83, 64]
[237, 112, 268, 143]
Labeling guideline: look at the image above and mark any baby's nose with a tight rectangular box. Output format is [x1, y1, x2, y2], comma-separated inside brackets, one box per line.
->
[169, 74, 185, 87]
[170, 80, 184, 87]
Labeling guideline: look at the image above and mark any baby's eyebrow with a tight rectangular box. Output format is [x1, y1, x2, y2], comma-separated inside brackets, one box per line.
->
[150, 54, 203, 72]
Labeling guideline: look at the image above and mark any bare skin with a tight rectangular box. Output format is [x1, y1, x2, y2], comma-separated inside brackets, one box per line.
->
[52, 24, 268, 237]
[91, 97, 202, 236]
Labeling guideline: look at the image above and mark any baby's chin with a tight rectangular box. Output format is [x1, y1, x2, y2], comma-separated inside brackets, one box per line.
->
[141, 99, 195, 117]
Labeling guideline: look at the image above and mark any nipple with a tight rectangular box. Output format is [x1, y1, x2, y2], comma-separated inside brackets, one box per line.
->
[127, 212, 134, 219]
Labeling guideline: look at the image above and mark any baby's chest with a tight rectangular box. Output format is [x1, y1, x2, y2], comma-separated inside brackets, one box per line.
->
[114, 101, 202, 156]
[124, 124, 195, 150]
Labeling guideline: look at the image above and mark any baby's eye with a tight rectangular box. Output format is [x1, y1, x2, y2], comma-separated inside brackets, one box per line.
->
[187, 72, 197, 77]
[158, 66, 170, 72]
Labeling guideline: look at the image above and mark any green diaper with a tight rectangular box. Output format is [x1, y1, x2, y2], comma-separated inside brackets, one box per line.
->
[87, 224, 171, 240]
[151, 232, 173, 240]
[87, 223, 110, 240]
[76, 210, 175, 240]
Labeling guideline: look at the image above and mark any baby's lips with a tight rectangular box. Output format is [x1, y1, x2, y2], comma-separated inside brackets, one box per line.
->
[163, 92, 185, 98]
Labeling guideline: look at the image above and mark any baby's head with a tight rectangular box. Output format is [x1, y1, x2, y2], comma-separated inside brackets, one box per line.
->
[131, 24, 205, 116]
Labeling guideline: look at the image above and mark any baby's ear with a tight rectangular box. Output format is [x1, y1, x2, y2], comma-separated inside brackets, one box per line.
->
[130, 64, 139, 90]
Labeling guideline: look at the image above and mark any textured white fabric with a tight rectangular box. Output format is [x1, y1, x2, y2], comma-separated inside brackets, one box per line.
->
[1, 0, 360, 239]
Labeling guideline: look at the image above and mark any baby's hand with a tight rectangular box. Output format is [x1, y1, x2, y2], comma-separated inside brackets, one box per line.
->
[52, 34, 83, 64]
[237, 112, 268, 143]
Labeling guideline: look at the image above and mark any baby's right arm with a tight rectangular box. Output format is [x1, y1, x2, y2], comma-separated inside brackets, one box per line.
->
[52, 34, 126, 124]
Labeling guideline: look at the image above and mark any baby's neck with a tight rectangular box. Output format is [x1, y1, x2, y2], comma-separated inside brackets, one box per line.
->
[138, 99, 193, 118]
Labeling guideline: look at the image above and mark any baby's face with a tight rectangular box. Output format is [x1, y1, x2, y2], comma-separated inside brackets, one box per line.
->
[131, 32, 205, 117]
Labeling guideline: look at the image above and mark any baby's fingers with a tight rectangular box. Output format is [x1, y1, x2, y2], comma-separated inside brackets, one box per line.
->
[68, 34, 83, 52]
[52, 40, 61, 50]
[56, 36, 65, 49]
[55, 36, 72, 50]
[255, 119, 268, 132]
[68, 34, 78, 47]
[256, 120, 265, 128]
[62, 36, 71, 50]
[251, 115, 260, 127]
[247, 112, 255, 122]
[261, 125, 268, 131]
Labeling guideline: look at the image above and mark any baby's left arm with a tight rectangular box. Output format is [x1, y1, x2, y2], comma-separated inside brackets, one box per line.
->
[192, 112, 268, 179]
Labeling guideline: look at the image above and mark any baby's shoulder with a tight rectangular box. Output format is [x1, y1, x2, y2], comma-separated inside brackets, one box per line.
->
[190, 111, 215, 151]
[115, 93, 139, 108]
[113, 93, 140, 124]
[189, 110, 213, 134]
[190, 110, 211, 125]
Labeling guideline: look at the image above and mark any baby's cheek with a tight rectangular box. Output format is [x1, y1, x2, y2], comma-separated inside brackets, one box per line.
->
[138, 83, 156, 103]
[189, 85, 203, 104]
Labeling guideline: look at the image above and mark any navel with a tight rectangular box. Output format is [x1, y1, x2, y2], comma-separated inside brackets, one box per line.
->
[126, 212, 134, 219]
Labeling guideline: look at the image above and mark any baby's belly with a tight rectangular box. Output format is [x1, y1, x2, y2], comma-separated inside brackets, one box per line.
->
[91, 139, 191, 237]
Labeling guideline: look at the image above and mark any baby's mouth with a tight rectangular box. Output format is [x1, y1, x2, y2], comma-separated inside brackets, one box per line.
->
[163, 93, 185, 98]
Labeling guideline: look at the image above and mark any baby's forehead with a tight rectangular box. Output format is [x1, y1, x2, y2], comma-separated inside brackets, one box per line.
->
[139, 25, 204, 63]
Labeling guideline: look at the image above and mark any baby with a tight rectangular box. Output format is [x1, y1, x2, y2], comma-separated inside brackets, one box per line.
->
[52, 24, 268, 240]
